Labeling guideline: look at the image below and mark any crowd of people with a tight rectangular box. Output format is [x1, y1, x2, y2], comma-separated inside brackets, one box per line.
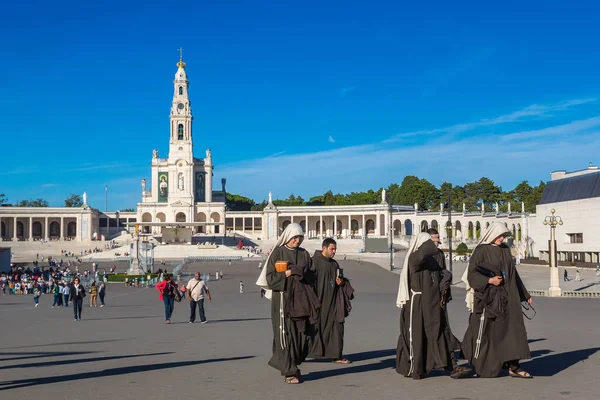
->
[0, 264, 107, 316]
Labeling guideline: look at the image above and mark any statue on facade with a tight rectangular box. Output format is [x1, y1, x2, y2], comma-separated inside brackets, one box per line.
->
[268, 191, 273, 205]
[382, 189, 387, 204]
[178, 173, 184, 190]
[152, 149, 158, 159]
[508, 202, 511, 213]
[206, 149, 212, 164]
[440, 202, 444, 213]
[82, 192, 87, 205]
[141, 178, 146, 193]
[495, 202, 499, 213]
[462, 203, 466, 213]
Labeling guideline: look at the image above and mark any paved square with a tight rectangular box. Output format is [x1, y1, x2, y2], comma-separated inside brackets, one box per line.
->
[1, 260, 599, 399]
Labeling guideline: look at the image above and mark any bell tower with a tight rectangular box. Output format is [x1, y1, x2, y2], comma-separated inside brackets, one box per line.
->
[169, 51, 193, 162]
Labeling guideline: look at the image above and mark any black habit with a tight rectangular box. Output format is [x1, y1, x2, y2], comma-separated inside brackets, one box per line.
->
[309, 251, 351, 360]
[461, 243, 531, 377]
[396, 240, 457, 378]
[266, 245, 314, 377]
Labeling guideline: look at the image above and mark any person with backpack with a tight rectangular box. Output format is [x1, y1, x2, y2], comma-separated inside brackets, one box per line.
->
[156, 275, 177, 324]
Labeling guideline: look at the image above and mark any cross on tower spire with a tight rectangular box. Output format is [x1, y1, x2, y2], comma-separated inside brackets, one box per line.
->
[178, 47, 184, 60]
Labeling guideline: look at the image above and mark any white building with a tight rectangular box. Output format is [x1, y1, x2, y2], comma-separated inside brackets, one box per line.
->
[529, 164, 600, 264]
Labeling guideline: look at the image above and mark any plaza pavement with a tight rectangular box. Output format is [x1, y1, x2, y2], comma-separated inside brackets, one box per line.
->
[1, 259, 599, 400]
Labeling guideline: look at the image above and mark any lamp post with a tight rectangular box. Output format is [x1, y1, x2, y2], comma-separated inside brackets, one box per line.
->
[115, 210, 120, 236]
[447, 186, 453, 274]
[544, 209, 563, 297]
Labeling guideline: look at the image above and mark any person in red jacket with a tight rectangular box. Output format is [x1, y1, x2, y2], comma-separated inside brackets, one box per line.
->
[156, 275, 176, 324]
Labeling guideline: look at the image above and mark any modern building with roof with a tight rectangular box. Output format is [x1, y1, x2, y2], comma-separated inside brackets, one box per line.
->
[529, 163, 600, 264]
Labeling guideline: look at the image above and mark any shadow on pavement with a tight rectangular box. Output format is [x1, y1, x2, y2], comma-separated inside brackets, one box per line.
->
[306, 349, 396, 364]
[84, 315, 162, 321]
[303, 357, 396, 382]
[527, 338, 547, 344]
[0, 355, 255, 391]
[0, 352, 173, 370]
[0, 339, 128, 350]
[0, 351, 100, 362]
[521, 347, 600, 377]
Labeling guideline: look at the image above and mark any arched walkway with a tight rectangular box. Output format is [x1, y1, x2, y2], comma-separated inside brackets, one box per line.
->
[282, 220, 291, 231]
[431, 220, 439, 232]
[211, 212, 221, 234]
[366, 219, 375, 235]
[351, 219, 359, 234]
[142, 212, 152, 234]
[156, 212, 166, 222]
[404, 219, 413, 236]
[468, 221, 474, 239]
[16, 221, 24, 238]
[336, 219, 343, 235]
[195, 212, 206, 233]
[393, 220, 401, 236]
[32, 221, 42, 238]
[476, 221, 481, 239]
[0, 221, 5, 239]
[176, 212, 186, 222]
[299, 220, 306, 233]
[49, 221, 60, 238]
[67, 221, 77, 238]
[421, 220, 429, 233]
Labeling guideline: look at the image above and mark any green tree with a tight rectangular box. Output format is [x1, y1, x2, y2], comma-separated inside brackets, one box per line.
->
[226, 193, 256, 211]
[16, 198, 49, 207]
[64, 194, 83, 207]
[0, 193, 7, 205]
[121, 208, 136, 212]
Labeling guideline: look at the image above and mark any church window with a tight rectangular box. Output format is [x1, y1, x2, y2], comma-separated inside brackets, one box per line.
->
[179, 86, 183, 95]
[178, 124, 184, 140]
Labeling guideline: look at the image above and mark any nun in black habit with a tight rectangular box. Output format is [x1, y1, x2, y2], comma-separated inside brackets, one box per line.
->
[461, 221, 533, 378]
[396, 233, 471, 379]
[256, 223, 318, 384]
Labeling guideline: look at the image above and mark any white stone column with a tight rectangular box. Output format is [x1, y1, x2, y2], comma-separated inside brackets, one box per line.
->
[242, 217, 246, 232]
[362, 214, 366, 237]
[60, 217, 64, 240]
[13, 217, 17, 241]
[384, 209, 389, 237]
[29, 217, 33, 240]
[319, 215, 323, 238]
[376, 212, 380, 237]
[305, 215, 309, 236]
[290, 215, 294, 224]
[44, 217, 49, 241]
[334, 215, 337, 237]
[205, 166, 213, 203]
[348, 215, 351, 238]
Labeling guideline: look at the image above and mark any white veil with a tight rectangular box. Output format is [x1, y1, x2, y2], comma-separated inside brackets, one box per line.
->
[396, 232, 431, 308]
[256, 223, 305, 300]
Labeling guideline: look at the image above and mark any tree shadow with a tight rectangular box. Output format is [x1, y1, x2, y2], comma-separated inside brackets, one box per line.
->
[521, 347, 600, 377]
[303, 357, 395, 381]
[84, 315, 161, 321]
[306, 349, 396, 364]
[0, 355, 255, 391]
[208, 317, 270, 323]
[528, 338, 546, 344]
[0, 351, 100, 362]
[0, 352, 173, 370]
[0, 339, 127, 350]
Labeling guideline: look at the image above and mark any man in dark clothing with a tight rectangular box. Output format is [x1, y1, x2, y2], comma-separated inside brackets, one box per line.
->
[309, 238, 353, 364]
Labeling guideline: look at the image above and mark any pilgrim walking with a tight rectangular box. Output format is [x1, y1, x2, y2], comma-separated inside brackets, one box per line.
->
[396, 232, 471, 379]
[256, 223, 320, 384]
[461, 221, 533, 378]
[308, 238, 355, 364]
[70, 277, 86, 321]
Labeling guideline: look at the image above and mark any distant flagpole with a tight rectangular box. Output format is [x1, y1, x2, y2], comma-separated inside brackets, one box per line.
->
[105, 185, 108, 212]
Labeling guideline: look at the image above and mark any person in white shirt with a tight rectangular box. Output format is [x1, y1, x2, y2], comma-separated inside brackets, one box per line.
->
[186, 272, 211, 324]
[62, 283, 71, 307]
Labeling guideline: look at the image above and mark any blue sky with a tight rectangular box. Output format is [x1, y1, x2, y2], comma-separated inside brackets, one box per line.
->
[1, 0, 599, 210]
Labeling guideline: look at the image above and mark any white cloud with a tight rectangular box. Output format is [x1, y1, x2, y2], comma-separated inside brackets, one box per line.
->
[221, 112, 600, 200]
[328, 135, 335, 143]
[41, 183, 58, 188]
[384, 98, 596, 142]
